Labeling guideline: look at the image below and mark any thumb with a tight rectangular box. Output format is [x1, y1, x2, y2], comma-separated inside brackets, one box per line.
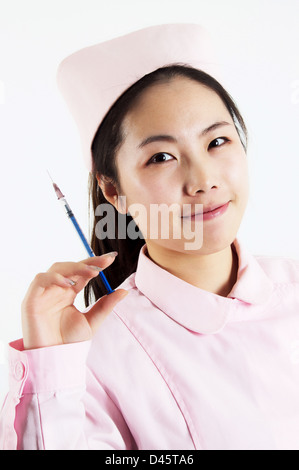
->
[84, 289, 129, 334]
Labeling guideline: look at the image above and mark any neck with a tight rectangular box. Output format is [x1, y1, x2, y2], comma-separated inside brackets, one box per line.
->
[146, 242, 239, 297]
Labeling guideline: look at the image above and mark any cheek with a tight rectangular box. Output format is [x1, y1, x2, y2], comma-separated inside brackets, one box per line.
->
[119, 168, 180, 206]
[144, 177, 182, 205]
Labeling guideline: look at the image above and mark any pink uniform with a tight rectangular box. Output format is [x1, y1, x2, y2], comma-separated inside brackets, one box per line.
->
[1, 239, 299, 450]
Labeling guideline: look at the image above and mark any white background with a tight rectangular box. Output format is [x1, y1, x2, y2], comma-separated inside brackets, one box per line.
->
[0, 0, 298, 403]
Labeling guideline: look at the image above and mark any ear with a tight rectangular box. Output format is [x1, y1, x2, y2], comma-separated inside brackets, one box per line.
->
[96, 174, 127, 214]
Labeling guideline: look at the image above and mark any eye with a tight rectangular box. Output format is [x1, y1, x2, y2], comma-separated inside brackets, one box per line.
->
[208, 137, 229, 150]
[147, 152, 174, 164]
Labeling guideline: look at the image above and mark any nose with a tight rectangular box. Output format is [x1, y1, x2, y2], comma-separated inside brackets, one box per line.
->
[184, 159, 219, 196]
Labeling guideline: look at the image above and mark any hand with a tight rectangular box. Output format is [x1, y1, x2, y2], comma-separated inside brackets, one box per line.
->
[21, 253, 128, 349]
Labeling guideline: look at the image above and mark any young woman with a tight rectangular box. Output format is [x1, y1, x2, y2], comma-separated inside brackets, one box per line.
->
[1, 24, 299, 450]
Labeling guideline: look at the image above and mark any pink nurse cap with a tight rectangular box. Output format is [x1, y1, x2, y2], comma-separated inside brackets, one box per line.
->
[57, 23, 221, 172]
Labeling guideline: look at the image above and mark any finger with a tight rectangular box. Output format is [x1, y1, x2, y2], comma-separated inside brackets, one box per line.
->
[84, 289, 129, 332]
[81, 251, 118, 270]
[47, 252, 118, 278]
[25, 271, 78, 298]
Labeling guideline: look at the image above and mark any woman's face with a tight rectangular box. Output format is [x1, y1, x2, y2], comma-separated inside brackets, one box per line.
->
[114, 76, 249, 256]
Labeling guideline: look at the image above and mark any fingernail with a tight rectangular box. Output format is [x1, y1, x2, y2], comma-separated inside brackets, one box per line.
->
[89, 266, 103, 272]
[65, 278, 76, 286]
[101, 251, 118, 259]
[116, 289, 129, 298]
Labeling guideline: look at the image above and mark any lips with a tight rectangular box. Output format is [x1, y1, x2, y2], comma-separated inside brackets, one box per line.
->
[202, 203, 227, 215]
[182, 202, 230, 217]
[183, 201, 230, 221]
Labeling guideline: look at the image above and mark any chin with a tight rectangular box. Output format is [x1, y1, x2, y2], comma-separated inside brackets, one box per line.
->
[155, 233, 235, 256]
[202, 239, 236, 255]
[189, 229, 238, 256]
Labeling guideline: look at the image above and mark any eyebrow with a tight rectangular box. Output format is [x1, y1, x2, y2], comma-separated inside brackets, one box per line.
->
[137, 121, 232, 149]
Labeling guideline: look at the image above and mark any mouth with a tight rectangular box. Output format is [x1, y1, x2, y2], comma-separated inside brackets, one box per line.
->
[182, 201, 231, 221]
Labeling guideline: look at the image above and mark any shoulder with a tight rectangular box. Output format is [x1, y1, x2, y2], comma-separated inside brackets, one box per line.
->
[254, 253, 299, 284]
